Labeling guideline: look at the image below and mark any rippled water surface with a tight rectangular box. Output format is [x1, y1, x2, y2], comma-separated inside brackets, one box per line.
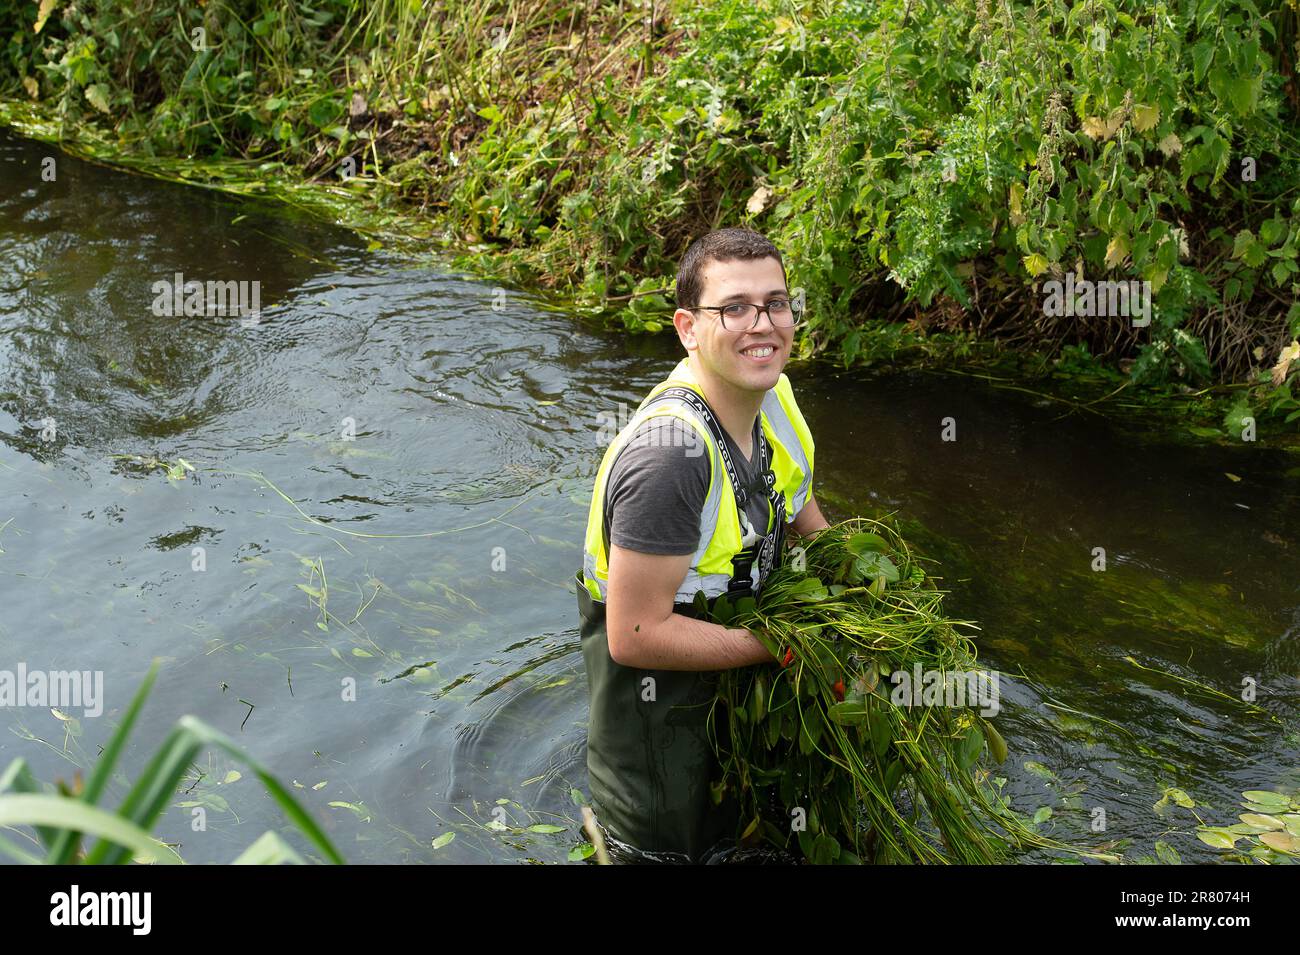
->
[2, 130, 1297, 863]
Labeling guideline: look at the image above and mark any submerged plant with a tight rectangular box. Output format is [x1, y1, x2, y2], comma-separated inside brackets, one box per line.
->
[0, 661, 344, 865]
[703, 518, 1111, 865]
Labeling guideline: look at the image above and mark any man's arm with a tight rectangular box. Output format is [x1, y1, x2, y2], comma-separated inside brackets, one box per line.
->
[787, 490, 831, 541]
[605, 543, 776, 671]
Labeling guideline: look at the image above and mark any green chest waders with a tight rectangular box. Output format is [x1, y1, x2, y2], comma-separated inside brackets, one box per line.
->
[577, 387, 787, 860]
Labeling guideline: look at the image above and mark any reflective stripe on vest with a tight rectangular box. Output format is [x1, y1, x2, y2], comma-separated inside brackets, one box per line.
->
[581, 357, 815, 605]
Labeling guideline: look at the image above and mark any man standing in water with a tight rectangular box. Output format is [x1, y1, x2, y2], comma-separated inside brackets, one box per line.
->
[576, 228, 829, 862]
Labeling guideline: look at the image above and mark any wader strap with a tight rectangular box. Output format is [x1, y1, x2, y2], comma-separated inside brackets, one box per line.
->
[639, 387, 786, 600]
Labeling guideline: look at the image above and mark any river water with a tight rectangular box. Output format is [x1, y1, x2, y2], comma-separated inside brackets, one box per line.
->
[1, 130, 1297, 864]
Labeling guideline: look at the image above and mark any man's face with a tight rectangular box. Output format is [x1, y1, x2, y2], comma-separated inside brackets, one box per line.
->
[673, 256, 794, 396]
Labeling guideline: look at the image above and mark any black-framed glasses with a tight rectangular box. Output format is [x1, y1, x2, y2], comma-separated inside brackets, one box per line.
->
[688, 298, 804, 331]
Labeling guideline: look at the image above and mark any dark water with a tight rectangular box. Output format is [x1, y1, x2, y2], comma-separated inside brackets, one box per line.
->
[1, 130, 1297, 864]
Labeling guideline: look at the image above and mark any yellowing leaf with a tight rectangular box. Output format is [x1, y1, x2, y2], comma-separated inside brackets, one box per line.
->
[746, 184, 772, 215]
[1259, 830, 1300, 854]
[1081, 116, 1109, 139]
[1104, 234, 1130, 270]
[1225, 473, 1242, 482]
[1009, 182, 1026, 225]
[1105, 108, 1127, 139]
[1158, 132, 1182, 156]
[84, 84, 110, 114]
[1272, 339, 1300, 387]
[1022, 253, 1049, 277]
[1133, 104, 1160, 133]
[34, 0, 56, 34]
[22, 75, 38, 98]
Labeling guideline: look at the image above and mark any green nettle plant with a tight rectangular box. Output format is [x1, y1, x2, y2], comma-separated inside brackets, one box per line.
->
[702, 518, 1119, 864]
[0, 661, 344, 864]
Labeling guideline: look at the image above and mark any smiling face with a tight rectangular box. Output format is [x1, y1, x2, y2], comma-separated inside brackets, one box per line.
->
[672, 255, 794, 397]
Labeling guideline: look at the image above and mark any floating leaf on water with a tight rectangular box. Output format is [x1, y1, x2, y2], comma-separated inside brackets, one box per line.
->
[526, 824, 566, 834]
[1239, 813, 1284, 830]
[1196, 828, 1239, 849]
[1032, 806, 1053, 825]
[570, 788, 587, 806]
[351, 648, 372, 657]
[222, 770, 242, 784]
[1242, 790, 1290, 809]
[1259, 831, 1300, 855]
[1154, 841, 1181, 865]
[520, 775, 545, 787]
[431, 832, 456, 850]
[1227, 822, 1269, 835]
[312, 781, 327, 791]
[1167, 788, 1195, 809]
[51, 708, 71, 721]
[328, 800, 371, 822]
[568, 843, 596, 861]
[1023, 760, 1056, 780]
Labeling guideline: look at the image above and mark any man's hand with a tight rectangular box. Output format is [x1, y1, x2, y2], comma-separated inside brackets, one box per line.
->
[606, 544, 776, 671]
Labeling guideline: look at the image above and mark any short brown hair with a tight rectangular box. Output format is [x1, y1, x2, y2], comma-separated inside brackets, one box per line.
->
[675, 228, 787, 309]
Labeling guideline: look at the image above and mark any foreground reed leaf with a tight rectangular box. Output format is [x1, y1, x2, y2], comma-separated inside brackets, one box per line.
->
[0, 795, 182, 864]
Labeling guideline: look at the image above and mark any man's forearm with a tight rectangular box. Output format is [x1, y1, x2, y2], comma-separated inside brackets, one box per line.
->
[789, 493, 831, 540]
[612, 611, 776, 671]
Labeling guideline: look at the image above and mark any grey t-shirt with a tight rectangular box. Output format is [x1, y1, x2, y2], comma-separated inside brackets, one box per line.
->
[603, 413, 777, 560]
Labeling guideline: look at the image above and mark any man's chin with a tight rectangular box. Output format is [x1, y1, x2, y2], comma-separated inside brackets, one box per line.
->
[732, 363, 783, 392]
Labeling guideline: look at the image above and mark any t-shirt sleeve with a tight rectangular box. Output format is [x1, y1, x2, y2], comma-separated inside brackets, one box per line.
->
[605, 416, 710, 556]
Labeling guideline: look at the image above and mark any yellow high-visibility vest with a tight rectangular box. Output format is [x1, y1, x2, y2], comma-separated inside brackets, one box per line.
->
[580, 356, 815, 605]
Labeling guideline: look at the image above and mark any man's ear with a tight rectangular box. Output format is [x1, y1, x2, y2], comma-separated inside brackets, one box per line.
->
[673, 308, 699, 350]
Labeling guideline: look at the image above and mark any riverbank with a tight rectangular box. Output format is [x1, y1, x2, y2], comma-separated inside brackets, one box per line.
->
[2, 0, 1298, 444]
